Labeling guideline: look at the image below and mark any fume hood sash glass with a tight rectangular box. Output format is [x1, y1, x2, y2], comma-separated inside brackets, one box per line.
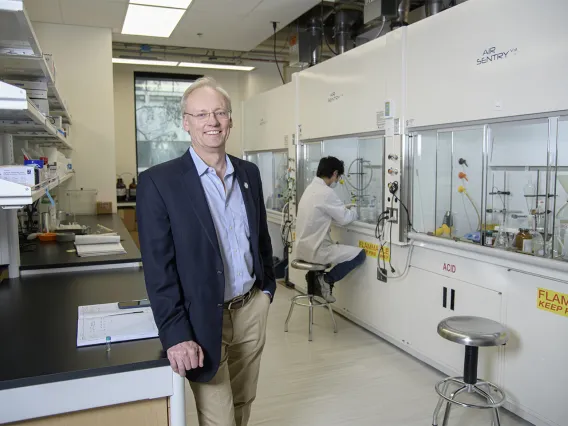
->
[245, 149, 288, 213]
[298, 134, 385, 225]
[410, 114, 568, 264]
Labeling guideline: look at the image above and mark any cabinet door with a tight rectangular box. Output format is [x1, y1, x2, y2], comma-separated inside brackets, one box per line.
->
[406, 267, 502, 382]
[503, 270, 568, 426]
[369, 273, 411, 344]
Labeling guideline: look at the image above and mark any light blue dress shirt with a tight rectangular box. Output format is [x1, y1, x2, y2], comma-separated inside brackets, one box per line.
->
[190, 147, 256, 302]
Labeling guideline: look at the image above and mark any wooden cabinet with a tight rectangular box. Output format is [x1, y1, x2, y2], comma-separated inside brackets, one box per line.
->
[13, 398, 169, 426]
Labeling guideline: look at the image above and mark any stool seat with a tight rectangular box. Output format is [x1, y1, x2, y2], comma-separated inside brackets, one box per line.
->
[291, 259, 330, 272]
[437, 316, 509, 347]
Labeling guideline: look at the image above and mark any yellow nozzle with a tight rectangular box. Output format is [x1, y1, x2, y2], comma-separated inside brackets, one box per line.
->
[435, 224, 451, 236]
[458, 185, 466, 193]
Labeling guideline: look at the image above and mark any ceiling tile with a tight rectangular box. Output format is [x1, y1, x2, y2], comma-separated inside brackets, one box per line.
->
[24, 0, 320, 52]
[188, 0, 262, 15]
[59, 0, 128, 29]
[24, 0, 63, 24]
[254, 0, 319, 13]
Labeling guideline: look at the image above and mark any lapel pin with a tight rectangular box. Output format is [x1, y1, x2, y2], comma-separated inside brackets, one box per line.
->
[244, 182, 249, 189]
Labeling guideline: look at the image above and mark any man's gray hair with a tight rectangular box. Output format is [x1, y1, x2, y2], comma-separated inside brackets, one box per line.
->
[180, 76, 232, 114]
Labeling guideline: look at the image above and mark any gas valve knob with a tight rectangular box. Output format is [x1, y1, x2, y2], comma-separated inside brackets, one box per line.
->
[388, 168, 399, 175]
[388, 154, 399, 161]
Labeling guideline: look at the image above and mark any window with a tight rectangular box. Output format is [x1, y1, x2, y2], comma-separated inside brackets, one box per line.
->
[245, 150, 289, 212]
[134, 72, 201, 174]
[298, 134, 385, 225]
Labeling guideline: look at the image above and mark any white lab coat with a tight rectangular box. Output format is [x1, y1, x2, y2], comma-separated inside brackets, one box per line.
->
[295, 177, 361, 265]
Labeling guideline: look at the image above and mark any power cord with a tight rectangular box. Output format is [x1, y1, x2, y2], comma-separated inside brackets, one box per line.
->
[388, 180, 415, 231]
[388, 198, 395, 273]
[272, 22, 285, 84]
[377, 180, 415, 279]
[375, 209, 389, 278]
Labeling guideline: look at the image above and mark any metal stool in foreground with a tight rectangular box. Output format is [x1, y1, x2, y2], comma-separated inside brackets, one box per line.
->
[432, 316, 509, 426]
[284, 259, 337, 341]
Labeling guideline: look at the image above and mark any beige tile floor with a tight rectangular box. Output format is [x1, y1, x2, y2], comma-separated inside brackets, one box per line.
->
[184, 285, 531, 426]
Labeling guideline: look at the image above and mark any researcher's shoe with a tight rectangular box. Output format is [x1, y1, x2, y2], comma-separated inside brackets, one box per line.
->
[317, 274, 336, 303]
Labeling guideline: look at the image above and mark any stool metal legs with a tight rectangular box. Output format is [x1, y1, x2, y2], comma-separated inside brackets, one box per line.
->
[284, 297, 296, 333]
[284, 294, 338, 341]
[432, 380, 450, 426]
[327, 303, 338, 333]
[432, 377, 506, 426]
[473, 384, 502, 426]
[441, 385, 466, 426]
[308, 296, 314, 341]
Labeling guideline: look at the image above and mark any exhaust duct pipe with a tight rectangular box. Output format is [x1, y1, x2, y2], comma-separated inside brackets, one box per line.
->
[306, 16, 322, 66]
[391, 0, 410, 29]
[334, 4, 363, 54]
[425, 0, 444, 16]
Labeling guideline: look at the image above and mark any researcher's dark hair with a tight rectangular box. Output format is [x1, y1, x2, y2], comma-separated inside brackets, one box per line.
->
[317, 156, 344, 178]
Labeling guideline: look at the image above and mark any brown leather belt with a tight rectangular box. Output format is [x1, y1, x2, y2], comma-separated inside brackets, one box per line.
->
[224, 288, 255, 310]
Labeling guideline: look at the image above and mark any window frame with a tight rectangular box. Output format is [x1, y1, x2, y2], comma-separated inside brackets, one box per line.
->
[133, 71, 202, 176]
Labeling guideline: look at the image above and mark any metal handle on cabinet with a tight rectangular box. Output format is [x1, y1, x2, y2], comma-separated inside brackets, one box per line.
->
[450, 289, 455, 311]
[442, 287, 447, 308]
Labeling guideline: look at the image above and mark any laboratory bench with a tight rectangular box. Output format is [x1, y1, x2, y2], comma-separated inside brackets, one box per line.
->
[19, 213, 141, 274]
[0, 268, 185, 425]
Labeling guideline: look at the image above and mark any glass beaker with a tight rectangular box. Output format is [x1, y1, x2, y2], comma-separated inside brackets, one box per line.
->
[494, 218, 510, 249]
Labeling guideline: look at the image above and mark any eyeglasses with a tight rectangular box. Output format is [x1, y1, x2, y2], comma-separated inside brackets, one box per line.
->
[184, 110, 232, 121]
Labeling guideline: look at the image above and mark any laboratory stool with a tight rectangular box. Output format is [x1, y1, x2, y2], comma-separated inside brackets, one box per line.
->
[432, 316, 510, 426]
[284, 259, 337, 341]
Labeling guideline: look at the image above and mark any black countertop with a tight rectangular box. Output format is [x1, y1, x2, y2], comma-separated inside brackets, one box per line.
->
[0, 269, 168, 391]
[20, 214, 141, 270]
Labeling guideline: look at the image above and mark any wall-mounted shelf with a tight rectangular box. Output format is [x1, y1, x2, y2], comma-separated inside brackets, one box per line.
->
[0, 0, 71, 123]
[0, 81, 72, 149]
[0, 172, 73, 208]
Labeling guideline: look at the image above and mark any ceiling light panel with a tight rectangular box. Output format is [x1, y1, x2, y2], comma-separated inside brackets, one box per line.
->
[178, 62, 255, 71]
[130, 0, 193, 9]
[113, 58, 180, 66]
[122, 4, 185, 37]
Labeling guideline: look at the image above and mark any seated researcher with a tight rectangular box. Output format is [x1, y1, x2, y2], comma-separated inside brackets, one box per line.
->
[294, 156, 366, 302]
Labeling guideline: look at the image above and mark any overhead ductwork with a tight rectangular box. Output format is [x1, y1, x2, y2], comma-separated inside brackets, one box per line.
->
[391, 0, 411, 29]
[334, 3, 364, 54]
[425, 0, 444, 16]
[304, 16, 323, 66]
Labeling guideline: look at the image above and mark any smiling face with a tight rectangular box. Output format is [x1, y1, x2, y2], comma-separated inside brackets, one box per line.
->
[182, 86, 232, 153]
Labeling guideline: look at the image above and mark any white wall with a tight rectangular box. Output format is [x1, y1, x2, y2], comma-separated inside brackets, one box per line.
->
[114, 62, 283, 178]
[33, 23, 117, 210]
[241, 61, 284, 102]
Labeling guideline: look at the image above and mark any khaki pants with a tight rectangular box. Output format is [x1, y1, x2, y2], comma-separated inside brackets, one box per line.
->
[190, 288, 270, 426]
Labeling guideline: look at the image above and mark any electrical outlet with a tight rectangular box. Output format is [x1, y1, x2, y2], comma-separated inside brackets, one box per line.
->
[388, 207, 398, 223]
[377, 266, 387, 282]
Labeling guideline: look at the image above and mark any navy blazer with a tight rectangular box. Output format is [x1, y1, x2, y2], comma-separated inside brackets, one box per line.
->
[136, 150, 276, 383]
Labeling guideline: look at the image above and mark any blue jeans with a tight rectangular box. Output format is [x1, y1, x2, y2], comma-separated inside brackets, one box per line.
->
[324, 249, 366, 284]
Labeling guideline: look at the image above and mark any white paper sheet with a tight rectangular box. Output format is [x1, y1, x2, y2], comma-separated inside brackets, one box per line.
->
[77, 302, 158, 347]
[75, 235, 121, 245]
[75, 242, 126, 257]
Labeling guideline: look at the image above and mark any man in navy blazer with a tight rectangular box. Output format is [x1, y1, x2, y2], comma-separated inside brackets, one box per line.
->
[137, 76, 276, 426]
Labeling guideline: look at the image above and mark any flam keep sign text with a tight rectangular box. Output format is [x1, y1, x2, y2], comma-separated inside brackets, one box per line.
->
[537, 288, 568, 318]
